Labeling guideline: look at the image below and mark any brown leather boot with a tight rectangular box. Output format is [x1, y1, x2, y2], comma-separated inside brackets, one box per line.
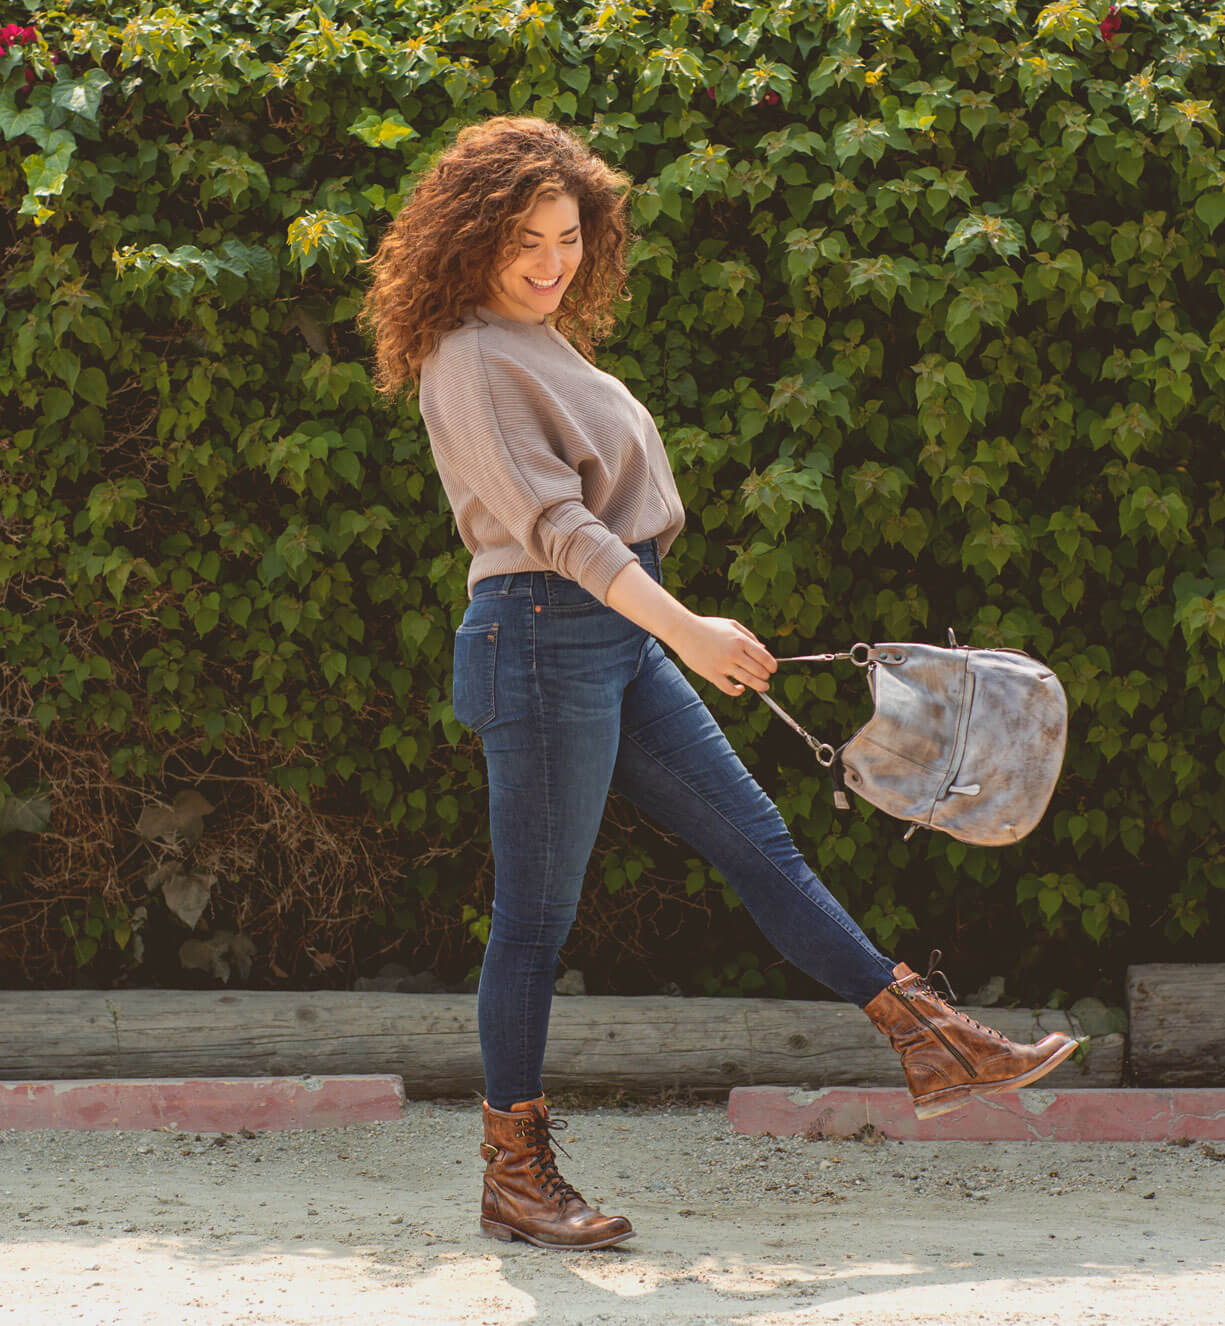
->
[863, 953, 1082, 1119]
[479, 1095, 635, 1250]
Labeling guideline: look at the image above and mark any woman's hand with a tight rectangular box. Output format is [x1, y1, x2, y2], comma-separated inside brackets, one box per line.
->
[674, 615, 778, 697]
[601, 561, 777, 696]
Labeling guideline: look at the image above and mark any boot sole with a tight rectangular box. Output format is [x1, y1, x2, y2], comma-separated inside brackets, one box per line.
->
[911, 1036, 1083, 1119]
[480, 1217, 636, 1251]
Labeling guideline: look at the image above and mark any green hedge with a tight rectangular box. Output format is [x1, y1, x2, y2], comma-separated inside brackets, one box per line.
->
[1, 0, 1222, 997]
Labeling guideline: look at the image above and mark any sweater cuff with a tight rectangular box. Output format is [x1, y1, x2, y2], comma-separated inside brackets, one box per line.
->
[580, 538, 640, 604]
[543, 504, 640, 603]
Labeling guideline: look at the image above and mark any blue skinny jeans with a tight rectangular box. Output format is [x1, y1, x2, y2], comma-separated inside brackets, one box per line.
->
[450, 536, 897, 1110]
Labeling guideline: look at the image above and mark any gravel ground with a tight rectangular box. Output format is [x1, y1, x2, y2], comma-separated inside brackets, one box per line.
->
[2, 1097, 1224, 1324]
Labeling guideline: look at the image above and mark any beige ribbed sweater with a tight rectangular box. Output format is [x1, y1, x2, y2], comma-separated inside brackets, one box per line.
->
[418, 302, 686, 603]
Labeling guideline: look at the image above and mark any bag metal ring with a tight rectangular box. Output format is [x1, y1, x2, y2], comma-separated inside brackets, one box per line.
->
[814, 742, 837, 767]
[849, 642, 871, 666]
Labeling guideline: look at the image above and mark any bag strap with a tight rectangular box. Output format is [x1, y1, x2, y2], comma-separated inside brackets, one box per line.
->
[758, 645, 868, 814]
[758, 643, 872, 766]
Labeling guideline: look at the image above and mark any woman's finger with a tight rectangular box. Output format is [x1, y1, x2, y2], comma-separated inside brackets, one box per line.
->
[728, 660, 768, 692]
[738, 625, 777, 669]
[740, 641, 777, 675]
[726, 621, 776, 666]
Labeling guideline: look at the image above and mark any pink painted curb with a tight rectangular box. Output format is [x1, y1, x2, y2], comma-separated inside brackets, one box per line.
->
[0, 1076, 407, 1131]
[729, 1086, 1225, 1142]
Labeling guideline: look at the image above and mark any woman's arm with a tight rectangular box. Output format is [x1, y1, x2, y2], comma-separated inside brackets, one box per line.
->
[604, 560, 777, 698]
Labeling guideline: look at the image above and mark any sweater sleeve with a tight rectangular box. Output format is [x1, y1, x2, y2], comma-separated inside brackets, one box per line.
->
[419, 331, 638, 603]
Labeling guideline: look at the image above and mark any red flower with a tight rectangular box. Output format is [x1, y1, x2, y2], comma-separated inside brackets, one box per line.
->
[1, 24, 57, 89]
[1099, 5, 1122, 42]
[0, 23, 38, 52]
[763, 89, 780, 106]
[1, 22, 36, 69]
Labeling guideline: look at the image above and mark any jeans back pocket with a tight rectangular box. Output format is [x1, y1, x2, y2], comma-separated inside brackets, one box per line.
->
[451, 621, 499, 733]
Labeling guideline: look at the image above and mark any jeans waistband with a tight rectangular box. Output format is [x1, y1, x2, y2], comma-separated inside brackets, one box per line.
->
[472, 536, 660, 599]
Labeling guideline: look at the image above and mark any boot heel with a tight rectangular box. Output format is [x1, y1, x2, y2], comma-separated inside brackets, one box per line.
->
[479, 1096, 635, 1250]
[480, 1218, 515, 1243]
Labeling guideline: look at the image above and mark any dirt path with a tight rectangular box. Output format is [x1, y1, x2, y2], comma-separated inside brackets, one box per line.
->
[3, 1098, 1223, 1324]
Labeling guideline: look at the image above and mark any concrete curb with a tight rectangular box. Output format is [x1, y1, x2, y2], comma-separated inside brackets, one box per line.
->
[0, 1076, 407, 1131]
[729, 1086, 1225, 1142]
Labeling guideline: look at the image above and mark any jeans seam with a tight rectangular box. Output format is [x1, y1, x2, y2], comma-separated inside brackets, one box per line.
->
[527, 588, 551, 1100]
[631, 631, 651, 680]
[621, 726, 887, 963]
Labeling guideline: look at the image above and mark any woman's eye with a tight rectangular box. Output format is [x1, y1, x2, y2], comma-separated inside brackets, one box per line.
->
[520, 239, 580, 249]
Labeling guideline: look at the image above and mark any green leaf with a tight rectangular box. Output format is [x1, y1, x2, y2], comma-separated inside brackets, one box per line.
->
[50, 70, 113, 126]
[0, 793, 52, 834]
[1195, 190, 1225, 237]
[331, 450, 363, 487]
[347, 109, 418, 150]
[75, 367, 109, 407]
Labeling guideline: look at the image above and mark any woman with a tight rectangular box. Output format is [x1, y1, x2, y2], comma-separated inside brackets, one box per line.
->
[359, 115, 1077, 1252]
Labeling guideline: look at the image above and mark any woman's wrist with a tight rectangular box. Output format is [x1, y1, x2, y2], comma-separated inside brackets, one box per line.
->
[603, 559, 698, 652]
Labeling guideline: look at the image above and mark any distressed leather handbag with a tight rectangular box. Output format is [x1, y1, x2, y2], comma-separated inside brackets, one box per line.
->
[758, 631, 1068, 847]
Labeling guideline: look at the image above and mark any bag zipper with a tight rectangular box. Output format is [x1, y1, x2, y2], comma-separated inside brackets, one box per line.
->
[890, 986, 977, 1077]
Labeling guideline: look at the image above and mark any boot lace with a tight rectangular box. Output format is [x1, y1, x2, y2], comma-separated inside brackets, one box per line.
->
[920, 948, 957, 1001]
[910, 948, 1004, 1042]
[516, 1109, 583, 1208]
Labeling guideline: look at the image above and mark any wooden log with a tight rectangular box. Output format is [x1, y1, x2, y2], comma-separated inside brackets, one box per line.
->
[1126, 964, 1225, 1086]
[0, 990, 1123, 1095]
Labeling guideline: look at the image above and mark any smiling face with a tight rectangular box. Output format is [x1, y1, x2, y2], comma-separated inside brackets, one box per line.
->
[484, 190, 583, 324]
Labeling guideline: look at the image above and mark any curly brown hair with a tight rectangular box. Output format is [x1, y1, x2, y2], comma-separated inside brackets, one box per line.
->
[356, 115, 636, 402]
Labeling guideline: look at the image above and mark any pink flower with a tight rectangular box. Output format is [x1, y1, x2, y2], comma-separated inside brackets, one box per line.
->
[1, 22, 35, 64]
[1, 23, 57, 88]
[0, 23, 37, 52]
[1099, 5, 1122, 42]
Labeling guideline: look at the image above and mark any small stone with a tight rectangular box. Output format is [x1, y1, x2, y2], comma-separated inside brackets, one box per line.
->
[964, 975, 1006, 1006]
[554, 969, 586, 996]
[398, 970, 448, 994]
[1069, 996, 1129, 1037]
